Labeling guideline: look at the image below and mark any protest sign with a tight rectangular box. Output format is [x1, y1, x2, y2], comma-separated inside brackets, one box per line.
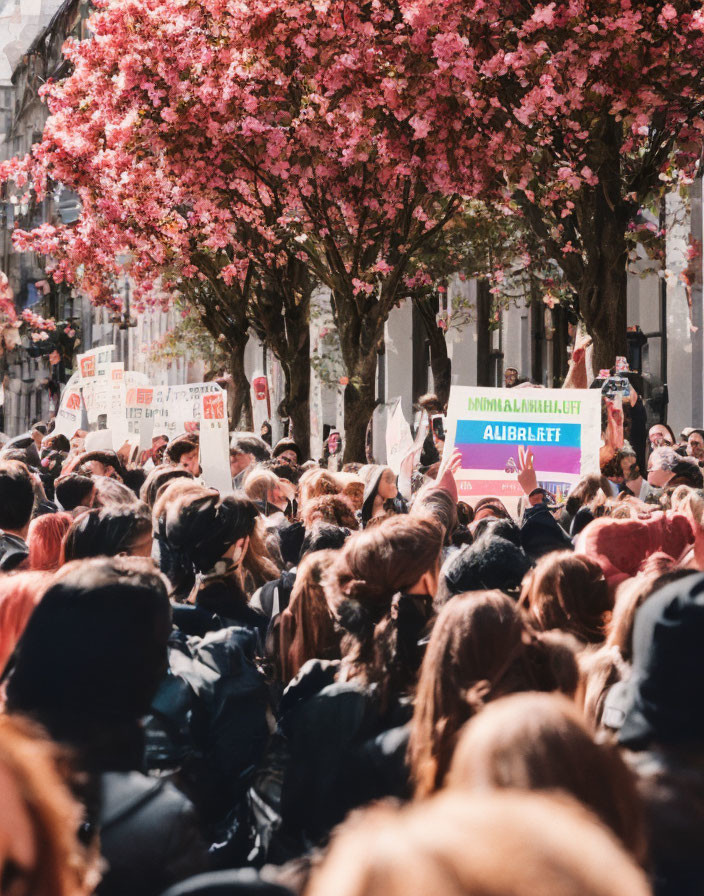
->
[199, 388, 231, 493]
[385, 398, 414, 476]
[77, 344, 115, 381]
[54, 372, 86, 438]
[444, 387, 601, 505]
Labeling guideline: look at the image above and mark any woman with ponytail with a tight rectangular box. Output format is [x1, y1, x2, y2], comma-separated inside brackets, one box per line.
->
[264, 514, 444, 852]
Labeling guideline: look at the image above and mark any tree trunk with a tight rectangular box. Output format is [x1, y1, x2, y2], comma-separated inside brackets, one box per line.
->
[229, 336, 253, 430]
[343, 364, 378, 463]
[415, 296, 452, 408]
[280, 334, 311, 459]
[579, 230, 628, 374]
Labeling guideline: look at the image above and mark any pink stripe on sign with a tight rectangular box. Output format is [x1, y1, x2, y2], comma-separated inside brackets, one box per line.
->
[457, 444, 582, 475]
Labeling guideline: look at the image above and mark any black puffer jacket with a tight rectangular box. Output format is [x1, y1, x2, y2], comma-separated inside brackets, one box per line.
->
[145, 627, 272, 830]
[98, 771, 209, 896]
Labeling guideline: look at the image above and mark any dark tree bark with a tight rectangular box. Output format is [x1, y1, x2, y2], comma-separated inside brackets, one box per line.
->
[415, 295, 452, 407]
[279, 343, 310, 455]
[229, 331, 253, 429]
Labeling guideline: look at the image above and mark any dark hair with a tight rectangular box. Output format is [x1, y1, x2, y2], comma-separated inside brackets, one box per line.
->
[669, 460, 704, 489]
[61, 504, 152, 562]
[472, 517, 521, 546]
[42, 434, 71, 453]
[164, 434, 199, 464]
[300, 523, 350, 561]
[439, 537, 530, 601]
[164, 489, 259, 573]
[55, 474, 95, 511]
[6, 557, 171, 754]
[0, 460, 35, 532]
[139, 465, 194, 508]
[409, 590, 579, 797]
[231, 435, 271, 462]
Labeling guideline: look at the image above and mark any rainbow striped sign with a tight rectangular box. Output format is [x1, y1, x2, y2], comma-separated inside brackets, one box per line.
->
[444, 387, 602, 507]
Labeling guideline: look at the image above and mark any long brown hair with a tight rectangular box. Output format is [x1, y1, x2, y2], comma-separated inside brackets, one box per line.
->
[519, 551, 613, 644]
[408, 590, 578, 798]
[446, 692, 647, 861]
[275, 550, 340, 682]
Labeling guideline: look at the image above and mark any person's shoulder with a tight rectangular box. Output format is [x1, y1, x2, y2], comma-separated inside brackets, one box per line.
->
[99, 771, 194, 832]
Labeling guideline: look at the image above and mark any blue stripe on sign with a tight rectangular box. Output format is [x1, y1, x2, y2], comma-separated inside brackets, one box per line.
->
[456, 419, 582, 448]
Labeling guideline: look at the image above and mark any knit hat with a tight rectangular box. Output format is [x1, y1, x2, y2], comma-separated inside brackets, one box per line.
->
[442, 536, 531, 597]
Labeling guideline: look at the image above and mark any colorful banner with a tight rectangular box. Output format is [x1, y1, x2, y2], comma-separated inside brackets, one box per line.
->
[444, 387, 601, 505]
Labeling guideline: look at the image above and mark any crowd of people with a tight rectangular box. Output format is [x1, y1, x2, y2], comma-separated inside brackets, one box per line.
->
[0, 384, 701, 896]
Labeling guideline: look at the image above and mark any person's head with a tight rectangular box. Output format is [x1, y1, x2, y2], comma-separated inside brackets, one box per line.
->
[0, 571, 53, 673]
[0, 715, 98, 896]
[54, 474, 95, 512]
[519, 551, 613, 644]
[230, 433, 271, 476]
[61, 504, 152, 563]
[76, 450, 124, 482]
[503, 366, 518, 387]
[469, 497, 511, 532]
[409, 590, 579, 797]
[272, 437, 302, 467]
[89, 475, 140, 509]
[243, 467, 291, 512]
[150, 434, 168, 465]
[411, 484, 457, 542]
[687, 428, 704, 461]
[276, 549, 340, 683]
[0, 461, 35, 537]
[438, 536, 530, 602]
[165, 434, 200, 476]
[163, 487, 259, 575]
[299, 523, 351, 561]
[41, 433, 71, 454]
[447, 693, 646, 861]
[647, 445, 680, 488]
[301, 494, 359, 530]
[648, 423, 676, 452]
[306, 791, 650, 896]
[139, 465, 194, 509]
[6, 557, 171, 758]
[616, 446, 640, 484]
[299, 468, 343, 511]
[360, 466, 399, 526]
[27, 513, 73, 572]
[565, 474, 613, 517]
[325, 516, 444, 696]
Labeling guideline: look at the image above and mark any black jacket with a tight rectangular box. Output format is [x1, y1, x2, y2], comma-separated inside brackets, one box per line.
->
[248, 660, 412, 861]
[98, 771, 209, 896]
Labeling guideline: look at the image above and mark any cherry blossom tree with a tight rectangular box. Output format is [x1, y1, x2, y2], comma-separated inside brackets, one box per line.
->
[403, 0, 704, 369]
[2, 0, 488, 460]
